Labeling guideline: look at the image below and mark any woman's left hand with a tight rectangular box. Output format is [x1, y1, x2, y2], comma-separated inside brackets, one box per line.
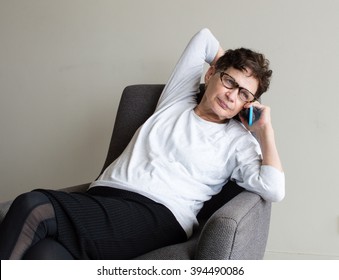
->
[239, 101, 272, 134]
[239, 101, 283, 172]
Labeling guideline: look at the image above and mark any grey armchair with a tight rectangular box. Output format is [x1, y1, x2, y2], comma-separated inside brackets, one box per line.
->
[0, 84, 271, 259]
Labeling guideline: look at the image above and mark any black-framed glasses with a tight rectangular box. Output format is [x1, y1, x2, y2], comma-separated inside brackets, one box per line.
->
[219, 72, 257, 103]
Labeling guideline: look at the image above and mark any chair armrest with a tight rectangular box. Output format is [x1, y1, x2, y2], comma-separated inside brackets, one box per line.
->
[195, 191, 271, 260]
[0, 183, 90, 225]
[58, 183, 90, 193]
[0, 200, 13, 225]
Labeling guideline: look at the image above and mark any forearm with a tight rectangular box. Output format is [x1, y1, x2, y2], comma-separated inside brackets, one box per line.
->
[240, 103, 283, 172]
[256, 125, 283, 172]
[210, 46, 224, 66]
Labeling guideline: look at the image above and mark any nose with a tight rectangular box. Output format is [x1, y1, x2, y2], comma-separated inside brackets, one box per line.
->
[225, 88, 238, 102]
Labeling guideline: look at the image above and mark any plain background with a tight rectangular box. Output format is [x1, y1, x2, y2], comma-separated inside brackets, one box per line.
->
[0, 0, 338, 259]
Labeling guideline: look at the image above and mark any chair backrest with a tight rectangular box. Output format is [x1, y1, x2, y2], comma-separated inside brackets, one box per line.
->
[100, 84, 243, 220]
[100, 84, 166, 173]
[100, 84, 206, 173]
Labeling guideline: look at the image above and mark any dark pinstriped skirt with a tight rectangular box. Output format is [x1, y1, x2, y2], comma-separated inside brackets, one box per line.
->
[36, 187, 186, 259]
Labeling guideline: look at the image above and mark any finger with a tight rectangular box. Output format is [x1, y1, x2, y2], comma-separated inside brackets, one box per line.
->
[242, 102, 252, 109]
[243, 100, 261, 110]
[252, 101, 264, 110]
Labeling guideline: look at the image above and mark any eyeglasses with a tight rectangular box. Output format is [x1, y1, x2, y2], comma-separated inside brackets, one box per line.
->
[219, 72, 257, 103]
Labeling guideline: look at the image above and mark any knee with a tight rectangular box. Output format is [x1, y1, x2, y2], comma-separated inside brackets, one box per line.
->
[7, 192, 53, 225]
[12, 191, 50, 213]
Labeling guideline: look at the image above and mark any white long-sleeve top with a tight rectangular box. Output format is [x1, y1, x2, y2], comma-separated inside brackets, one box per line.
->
[90, 28, 285, 237]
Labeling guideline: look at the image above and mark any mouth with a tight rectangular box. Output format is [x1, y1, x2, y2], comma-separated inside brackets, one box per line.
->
[216, 97, 232, 111]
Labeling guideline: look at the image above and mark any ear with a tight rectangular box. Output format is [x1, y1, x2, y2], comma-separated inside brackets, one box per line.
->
[204, 66, 216, 86]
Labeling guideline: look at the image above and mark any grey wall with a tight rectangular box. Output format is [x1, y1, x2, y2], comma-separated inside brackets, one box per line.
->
[0, 0, 338, 259]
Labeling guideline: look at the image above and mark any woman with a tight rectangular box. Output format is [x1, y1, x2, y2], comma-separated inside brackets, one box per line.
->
[0, 28, 284, 259]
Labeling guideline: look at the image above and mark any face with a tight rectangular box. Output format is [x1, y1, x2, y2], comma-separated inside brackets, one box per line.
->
[195, 66, 259, 123]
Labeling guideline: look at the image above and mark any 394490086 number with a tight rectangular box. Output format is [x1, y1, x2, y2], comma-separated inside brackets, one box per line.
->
[190, 266, 244, 276]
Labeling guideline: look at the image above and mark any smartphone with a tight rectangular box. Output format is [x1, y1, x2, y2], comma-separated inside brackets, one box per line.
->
[240, 106, 261, 126]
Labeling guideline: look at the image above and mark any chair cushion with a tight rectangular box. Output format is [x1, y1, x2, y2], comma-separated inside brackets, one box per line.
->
[197, 180, 243, 220]
[134, 230, 200, 260]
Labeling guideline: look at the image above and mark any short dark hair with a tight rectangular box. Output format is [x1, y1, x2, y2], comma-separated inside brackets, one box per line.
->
[215, 48, 272, 98]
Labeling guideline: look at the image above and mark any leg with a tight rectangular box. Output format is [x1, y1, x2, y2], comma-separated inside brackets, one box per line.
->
[22, 238, 74, 260]
[80, 188, 187, 259]
[0, 191, 57, 259]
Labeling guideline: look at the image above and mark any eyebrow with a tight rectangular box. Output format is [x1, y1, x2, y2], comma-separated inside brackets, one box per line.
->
[224, 73, 254, 94]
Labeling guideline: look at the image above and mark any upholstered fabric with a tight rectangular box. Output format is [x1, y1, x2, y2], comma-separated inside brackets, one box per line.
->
[195, 191, 271, 260]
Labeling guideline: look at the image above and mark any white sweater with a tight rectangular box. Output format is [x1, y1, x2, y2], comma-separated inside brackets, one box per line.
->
[90, 29, 285, 237]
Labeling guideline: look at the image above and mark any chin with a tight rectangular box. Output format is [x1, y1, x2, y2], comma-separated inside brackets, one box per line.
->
[214, 108, 234, 121]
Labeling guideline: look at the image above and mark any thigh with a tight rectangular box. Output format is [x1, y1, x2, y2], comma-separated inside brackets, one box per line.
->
[39, 188, 186, 259]
[90, 195, 187, 259]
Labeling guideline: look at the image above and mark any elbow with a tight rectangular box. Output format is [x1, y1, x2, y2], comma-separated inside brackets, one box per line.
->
[259, 167, 285, 202]
[269, 189, 285, 202]
[263, 184, 285, 202]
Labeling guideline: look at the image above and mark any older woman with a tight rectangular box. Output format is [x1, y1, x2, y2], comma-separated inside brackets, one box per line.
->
[0, 28, 284, 260]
